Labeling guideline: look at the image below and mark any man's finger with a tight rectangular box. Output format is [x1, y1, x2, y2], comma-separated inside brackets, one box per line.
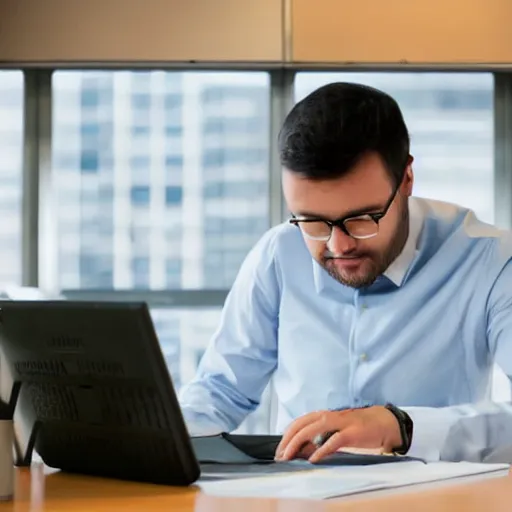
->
[276, 409, 356, 459]
[308, 428, 357, 463]
[280, 415, 343, 461]
[297, 442, 316, 459]
[280, 419, 325, 460]
[309, 423, 383, 463]
[275, 411, 321, 457]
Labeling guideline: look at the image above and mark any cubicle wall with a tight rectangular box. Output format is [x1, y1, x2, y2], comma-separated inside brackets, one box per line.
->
[0, 0, 511, 433]
[0, 0, 283, 63]
[291, 0, 512, 65]
[2, 0, 512, 65]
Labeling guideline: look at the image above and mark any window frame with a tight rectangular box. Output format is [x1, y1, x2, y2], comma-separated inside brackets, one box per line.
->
[19, 67, 512, 302]
[13, 65, 512, 429]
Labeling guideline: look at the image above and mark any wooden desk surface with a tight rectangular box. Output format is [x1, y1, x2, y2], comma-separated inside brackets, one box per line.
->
[0, 464, 511, 512]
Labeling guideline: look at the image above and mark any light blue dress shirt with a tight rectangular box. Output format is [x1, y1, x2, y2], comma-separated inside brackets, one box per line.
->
[179, 197, 512, 463]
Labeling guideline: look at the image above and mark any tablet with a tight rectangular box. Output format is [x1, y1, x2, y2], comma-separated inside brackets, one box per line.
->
[0, 300, 200, 486]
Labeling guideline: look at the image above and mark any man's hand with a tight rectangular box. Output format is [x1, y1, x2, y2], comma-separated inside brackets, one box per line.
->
[274, 406, 402, 463]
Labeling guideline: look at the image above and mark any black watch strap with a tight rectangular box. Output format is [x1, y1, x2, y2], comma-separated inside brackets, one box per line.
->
[384, 403, 413, 455]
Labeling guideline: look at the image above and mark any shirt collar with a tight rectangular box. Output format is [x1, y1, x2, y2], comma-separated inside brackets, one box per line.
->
[383, 197, 424, 287]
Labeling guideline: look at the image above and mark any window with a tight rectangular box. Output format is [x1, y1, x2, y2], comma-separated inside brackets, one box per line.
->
[80, 151, 99, 173]
[130, 155, 150, 170]
[164, 94, 182, 110]
[52, 71, 270, 290]
[81, 89, 99, 108]
[131, 92, 151, 110]
[203, 181, 267, 200]
[203, 117, 265, 135]
[165, 186, 183, 206]
[132, 257, 150, 289]
[79, 254, 113, 289]
[81, 124, 100, 137]
[130, 186, 150, 206]
[165, 258, 182, 288]
[202, 148, 268, 168]
[0, 71, 24, 286]
[132, 257, 149, 274]
[165, 155, 183, 168]
[165, 126, 183, 137]
[131, 125, 150, 137]
[294, 73, 494, 224]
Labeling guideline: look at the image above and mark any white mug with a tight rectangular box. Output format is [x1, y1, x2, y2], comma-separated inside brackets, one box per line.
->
[0, 420, 13, 501]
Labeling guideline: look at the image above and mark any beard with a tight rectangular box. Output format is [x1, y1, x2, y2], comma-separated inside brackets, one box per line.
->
[321, 198, 410, 289]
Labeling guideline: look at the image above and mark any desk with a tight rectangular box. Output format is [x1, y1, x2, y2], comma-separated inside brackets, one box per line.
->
[0, 464, 511, 512]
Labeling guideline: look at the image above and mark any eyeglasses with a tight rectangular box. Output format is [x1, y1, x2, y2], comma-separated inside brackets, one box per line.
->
[289, 182, 400, 241]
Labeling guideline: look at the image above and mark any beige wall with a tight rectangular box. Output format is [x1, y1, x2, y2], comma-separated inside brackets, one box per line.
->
[1, 0, 512, 65]
[291, 0, 512, 64]
[0, 0, 283, 63]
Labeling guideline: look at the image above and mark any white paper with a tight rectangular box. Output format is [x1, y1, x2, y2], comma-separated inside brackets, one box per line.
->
[197, 461, 510, 500]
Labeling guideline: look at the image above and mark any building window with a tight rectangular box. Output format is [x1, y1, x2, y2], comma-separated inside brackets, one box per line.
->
[132, 125, 150, 136]
[203, 181, 266, 199]
[131, 93, 151, 110]
[130, 155, 150, 170]
[130, 186, 150, 206]
[81, 123, 100, 137]
[52, 70, 270, 293]
[80, 151, 99, 173]
[0, 70, 23, 285]
[165, 186, 183, 206]
[165, 155, 183, 168]
[131, 257, 150, 289]
[165, 259, 182, 288]
[81, 88, 99, 108]
[165, 126, 183, 137]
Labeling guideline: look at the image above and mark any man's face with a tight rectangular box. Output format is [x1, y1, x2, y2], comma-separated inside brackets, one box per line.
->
[282, 152, 414, 288]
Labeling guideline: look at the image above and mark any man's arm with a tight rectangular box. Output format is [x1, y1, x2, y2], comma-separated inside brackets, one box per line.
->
[403, 258, 512, 462]
[178, 230, 280, 437]
[276, 258, 512, 464]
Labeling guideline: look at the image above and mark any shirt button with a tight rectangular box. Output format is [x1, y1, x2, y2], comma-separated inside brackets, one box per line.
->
[361, 304, 368, 312]
[360, 353, 368, 362]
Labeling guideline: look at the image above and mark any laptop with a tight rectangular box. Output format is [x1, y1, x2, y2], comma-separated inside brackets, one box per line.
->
[0, 300, 200, 485]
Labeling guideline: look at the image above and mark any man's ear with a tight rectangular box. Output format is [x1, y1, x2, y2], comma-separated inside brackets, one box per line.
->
[403, 156, 414, 196]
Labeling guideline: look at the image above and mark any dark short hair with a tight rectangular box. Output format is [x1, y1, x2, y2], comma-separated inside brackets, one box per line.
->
[278, 82, 410, 186]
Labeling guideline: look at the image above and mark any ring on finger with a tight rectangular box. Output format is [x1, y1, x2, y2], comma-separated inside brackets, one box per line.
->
[312, 430, 337, 448]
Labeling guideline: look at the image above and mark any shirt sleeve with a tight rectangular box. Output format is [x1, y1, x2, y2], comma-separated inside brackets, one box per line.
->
[178, 230, 280, 437]
[402, 258, 512, 463]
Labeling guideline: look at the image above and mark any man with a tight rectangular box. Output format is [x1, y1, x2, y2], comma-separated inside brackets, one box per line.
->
[179, 82, 512, 464]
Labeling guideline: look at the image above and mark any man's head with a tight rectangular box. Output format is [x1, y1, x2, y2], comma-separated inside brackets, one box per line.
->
[279, 82, 414, 288]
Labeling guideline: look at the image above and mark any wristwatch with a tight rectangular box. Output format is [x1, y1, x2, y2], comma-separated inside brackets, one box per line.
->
[384, 403, 413, 455]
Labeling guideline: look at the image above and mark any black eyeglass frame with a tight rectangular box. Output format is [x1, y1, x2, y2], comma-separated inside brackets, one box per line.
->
[288, 178, 402, 241]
